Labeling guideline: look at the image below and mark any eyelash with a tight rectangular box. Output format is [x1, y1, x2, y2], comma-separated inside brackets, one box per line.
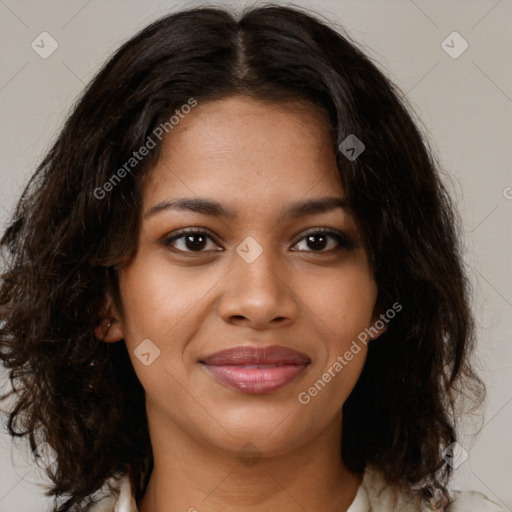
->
[161, 227, 356, 254]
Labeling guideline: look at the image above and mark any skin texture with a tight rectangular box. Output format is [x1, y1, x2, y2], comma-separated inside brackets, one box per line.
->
[99, 95, 386, 511]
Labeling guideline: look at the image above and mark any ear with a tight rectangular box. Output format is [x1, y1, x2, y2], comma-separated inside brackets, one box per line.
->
[368, 309, 388, 341]
[94, 292, 124, 343]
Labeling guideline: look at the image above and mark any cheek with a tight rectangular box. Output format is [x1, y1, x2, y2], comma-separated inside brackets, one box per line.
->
[116, 255, 227, 401]
[117, 254, 220, 344]
[295, 261, 376, 409]
[302, 260, 378, 344]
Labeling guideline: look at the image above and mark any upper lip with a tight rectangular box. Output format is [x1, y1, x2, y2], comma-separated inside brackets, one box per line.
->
[200, 345, 311, 366]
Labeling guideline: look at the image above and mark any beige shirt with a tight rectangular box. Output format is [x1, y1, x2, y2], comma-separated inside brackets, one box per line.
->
[86, 465, 505, 512]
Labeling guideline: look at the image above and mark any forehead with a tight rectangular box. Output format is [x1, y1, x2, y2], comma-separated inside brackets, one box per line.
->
[142, 95, 343, 210]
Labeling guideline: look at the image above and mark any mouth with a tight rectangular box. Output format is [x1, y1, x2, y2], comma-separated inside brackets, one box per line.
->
[199, 345, 310, 394]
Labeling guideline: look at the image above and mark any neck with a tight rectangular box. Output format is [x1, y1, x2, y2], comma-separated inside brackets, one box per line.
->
[138, 407, 363, 512]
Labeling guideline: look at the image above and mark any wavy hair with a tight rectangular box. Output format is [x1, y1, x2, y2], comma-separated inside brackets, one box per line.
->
[0, 4, 484, 511]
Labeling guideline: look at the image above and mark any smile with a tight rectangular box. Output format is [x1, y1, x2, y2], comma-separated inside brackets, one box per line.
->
[199, 345, 310, 394]
[202, 363, 309, 394]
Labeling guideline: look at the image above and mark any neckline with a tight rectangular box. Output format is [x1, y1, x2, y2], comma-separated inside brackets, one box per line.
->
[110, 466, 375, 512]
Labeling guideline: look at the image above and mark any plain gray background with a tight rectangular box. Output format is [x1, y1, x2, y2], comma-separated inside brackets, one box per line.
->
[0, 0, 511, 510]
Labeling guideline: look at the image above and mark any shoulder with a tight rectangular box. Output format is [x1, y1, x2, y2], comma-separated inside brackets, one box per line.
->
[85, 473, 138, 512]
[86, 469, 505, 512]
[351, 466, 505, 512]
[446, 489, 506, 512]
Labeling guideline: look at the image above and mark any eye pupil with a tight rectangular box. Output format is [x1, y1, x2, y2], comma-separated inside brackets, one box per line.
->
[186, 234, 207, 251]
[307, 234, 328, 251]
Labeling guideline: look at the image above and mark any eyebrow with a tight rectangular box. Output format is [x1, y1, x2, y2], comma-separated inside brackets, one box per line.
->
[143, 196, 348, 221]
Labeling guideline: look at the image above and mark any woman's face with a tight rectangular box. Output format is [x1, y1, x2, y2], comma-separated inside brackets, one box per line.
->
[108, 95, 380, 458]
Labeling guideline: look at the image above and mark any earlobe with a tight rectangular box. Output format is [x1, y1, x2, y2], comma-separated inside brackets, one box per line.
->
[94, 317, 124, 343]
[369, 310, 389, 341]
[94, 292, 124, 343]
[370, 322, 387, 340]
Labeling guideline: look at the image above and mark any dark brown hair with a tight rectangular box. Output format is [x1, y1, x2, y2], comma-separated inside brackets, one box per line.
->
[0, 4, 484, 511]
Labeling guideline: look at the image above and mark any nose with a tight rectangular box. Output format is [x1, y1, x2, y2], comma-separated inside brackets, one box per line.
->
[218, 245, 300, 330]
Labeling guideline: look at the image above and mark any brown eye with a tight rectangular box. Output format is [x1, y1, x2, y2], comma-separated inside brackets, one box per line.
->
[162, 229, 220, 253]
[292, 228, 356, 253]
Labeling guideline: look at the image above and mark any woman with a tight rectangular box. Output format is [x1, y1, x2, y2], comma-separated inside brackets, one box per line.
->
[0, 4, 504, 511]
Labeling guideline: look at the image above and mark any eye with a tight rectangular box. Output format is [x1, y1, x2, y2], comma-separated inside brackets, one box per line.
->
[162, 228, 221, 253]
[292, 228, 356, 253]
[161, 227, 356, 255]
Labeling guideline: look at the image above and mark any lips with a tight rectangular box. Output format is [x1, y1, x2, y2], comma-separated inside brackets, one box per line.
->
[200, 345, 310, 394]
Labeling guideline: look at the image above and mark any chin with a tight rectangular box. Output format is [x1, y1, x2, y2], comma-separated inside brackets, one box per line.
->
[202, 407, 313, 455]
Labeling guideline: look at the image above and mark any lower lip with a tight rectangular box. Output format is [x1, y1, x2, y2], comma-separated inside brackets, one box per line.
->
[202, 364, 309, 394]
